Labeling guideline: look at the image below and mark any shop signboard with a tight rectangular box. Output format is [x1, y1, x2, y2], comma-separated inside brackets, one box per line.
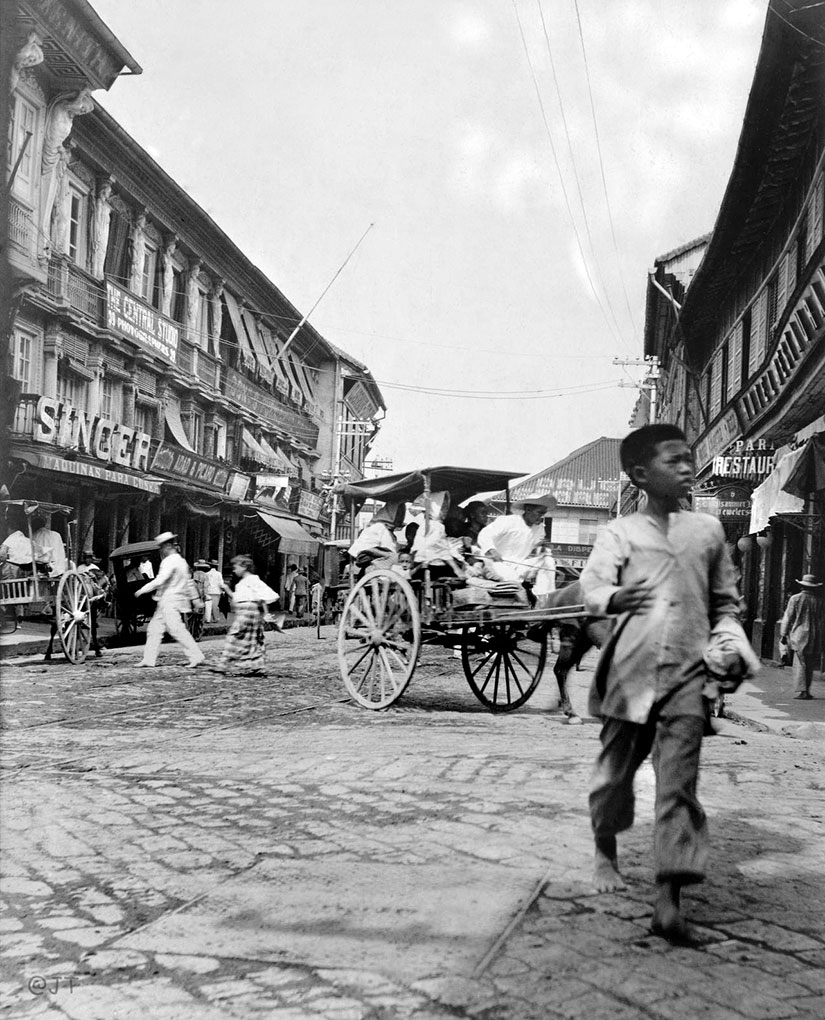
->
[223, 367, 319, 445]
[17, 450, 162, 494]
[105, 280, 180, 363]
[150, 442, 234, 492]
[550, 542, 593, 569]
[227, 472, 251, 501]
[27, 395, 152, 471]
[711, 439, 774, 479]
[290, 488, 324, 520]
[344, 380, 379, 421]
[694, 410, 741, 472]
[693, 482, 752, 520]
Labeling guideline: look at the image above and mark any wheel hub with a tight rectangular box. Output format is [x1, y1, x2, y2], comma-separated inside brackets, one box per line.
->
[369, 628, 385, 647]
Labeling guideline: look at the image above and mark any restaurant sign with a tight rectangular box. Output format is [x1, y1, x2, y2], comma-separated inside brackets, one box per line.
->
[711, 438, 774, 479]
[223, 367, 319, 445]
[105, 281, 180, 363]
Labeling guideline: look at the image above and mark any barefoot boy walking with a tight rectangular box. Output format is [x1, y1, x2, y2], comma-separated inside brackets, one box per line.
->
[580, 424, 741, 941]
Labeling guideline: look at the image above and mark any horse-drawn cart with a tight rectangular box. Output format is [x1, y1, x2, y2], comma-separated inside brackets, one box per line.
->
[0, 500, 92, 663]
[333, 466, 590, 712]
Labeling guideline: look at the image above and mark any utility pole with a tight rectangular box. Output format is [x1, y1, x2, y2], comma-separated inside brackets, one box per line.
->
[615, 355, 661, 425]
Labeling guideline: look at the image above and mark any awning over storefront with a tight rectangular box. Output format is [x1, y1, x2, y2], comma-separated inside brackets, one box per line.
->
[258, 435, 296, 475]
[164, 402, 195, 452]
[224, 290, 257, 369]
[749, 446, 806, 533]
[257, 511, 319, 556]
[242, 427, 280, 468]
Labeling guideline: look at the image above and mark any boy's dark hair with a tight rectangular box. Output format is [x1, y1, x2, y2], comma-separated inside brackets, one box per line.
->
[620, 424, 688, 476]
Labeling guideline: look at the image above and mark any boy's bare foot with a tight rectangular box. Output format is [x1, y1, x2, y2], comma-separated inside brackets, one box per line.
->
[651, 881, 692, 943]
[593, 846, 626, 892]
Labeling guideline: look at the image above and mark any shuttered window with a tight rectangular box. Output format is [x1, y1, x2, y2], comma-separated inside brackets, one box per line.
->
[727, 321, 742, 400]
[104, 209, 131, 285]
[709, 349, 722, 420]
[807, 173, 823, 264]
[749, 289, 768, 375]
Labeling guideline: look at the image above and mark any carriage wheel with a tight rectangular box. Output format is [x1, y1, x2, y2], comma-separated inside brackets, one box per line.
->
[56, 571, 92, 664]
[337, 569, 421, 709]
[461, 622, 547, 712]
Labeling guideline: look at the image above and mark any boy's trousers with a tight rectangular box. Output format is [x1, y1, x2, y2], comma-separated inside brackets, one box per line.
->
[589, 712, 708, 883]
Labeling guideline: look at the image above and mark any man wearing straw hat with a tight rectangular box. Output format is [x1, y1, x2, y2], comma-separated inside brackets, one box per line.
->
[134, 532, 205, 669]
[476, 494, 557, 584]
[779, 574, 824, 700]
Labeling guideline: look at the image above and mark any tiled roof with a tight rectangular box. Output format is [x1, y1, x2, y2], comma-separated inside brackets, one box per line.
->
[497, 437, 624, 507]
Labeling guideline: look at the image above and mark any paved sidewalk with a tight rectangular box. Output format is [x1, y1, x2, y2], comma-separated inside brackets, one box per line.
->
[1, 630, 823, 1019]
[721, 662, 825, 742]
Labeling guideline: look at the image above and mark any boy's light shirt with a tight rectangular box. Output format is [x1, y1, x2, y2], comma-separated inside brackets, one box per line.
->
[580, 510, 740, 723]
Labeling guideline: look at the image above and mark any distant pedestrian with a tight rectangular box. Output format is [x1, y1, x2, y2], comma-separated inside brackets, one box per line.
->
[780, 574, 824, 700]
[214, 554, 279, 675]
[580, 424, 750, 943]
[203, 559, 224, 623]
[292, 567, 309, 618]
[285, 563, 298, 612]
[135, 532, 205, 669]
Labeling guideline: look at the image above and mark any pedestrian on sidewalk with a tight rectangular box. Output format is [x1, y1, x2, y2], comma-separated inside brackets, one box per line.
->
[214, 554, 279, 675]
[134, 532, 205, 669]
[204, 559, 224, 623]
[580, 424, 744, 944]
[779, 574, 824, 700]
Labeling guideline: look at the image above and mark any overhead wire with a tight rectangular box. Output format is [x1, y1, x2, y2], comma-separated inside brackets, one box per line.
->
[377, 378, 624, 400]
[534, 0, 628, 349]
[572, 0, 639, 337]
[509, 0, 624, 351]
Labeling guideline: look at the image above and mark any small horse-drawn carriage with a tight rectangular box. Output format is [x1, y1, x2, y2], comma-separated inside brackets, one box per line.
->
[109, 540, 159, 640]
[333, 466, 592, 712]
[0, 500, 93, 663]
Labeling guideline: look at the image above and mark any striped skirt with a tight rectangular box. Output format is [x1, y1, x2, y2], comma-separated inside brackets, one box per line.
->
[220, 602, 266, 669]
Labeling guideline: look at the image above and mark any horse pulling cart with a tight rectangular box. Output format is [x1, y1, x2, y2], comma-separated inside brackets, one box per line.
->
[333, 466, 589, 712]
[0, 500, 92, 663]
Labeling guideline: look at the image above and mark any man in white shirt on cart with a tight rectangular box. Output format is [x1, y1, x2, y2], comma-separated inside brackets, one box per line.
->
[134, 532, 205, 669]
[476, 494, 557, 585]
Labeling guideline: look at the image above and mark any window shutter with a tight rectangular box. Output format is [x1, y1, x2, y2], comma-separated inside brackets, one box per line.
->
[784, 247, 796, 300]
[104, 209, 130, 283]
[709, 350, 722, 420]
[806, 174, 823, 264]
[750, 290, 768, 374]
[728, 322, 742, 400]
[776, 255, 787, 323]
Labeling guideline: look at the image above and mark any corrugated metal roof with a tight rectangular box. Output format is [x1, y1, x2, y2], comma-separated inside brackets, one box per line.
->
[496, 437, 624, 506]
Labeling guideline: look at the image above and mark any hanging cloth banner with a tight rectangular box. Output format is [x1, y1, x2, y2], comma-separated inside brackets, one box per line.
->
[164, 401, 195, 452]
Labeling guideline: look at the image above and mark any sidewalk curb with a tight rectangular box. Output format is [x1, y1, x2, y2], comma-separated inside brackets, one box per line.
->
[723, 708, 825, 742]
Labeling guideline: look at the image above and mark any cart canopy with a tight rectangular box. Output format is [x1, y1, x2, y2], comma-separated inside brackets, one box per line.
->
[110, 540, 159, 559]
[0, 500, 73, 515]
[333, 466, 525, 505]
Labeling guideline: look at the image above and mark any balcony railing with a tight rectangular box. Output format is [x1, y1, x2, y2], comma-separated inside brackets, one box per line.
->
[47, 257, 104, 323]
[11, 393, 39, 436]
[196, 349, 220, 389]
[176, 339, 195, 375]
[8, 196, 33, 259]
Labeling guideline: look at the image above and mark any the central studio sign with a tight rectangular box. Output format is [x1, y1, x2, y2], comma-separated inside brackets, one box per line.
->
[105, 280, 179, 363]
[32, 396, 152, 470]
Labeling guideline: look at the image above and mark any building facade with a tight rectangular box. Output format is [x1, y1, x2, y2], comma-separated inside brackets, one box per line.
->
[4, 0, 383, 596]
[496, 437, 624, 576]
[645, 0, 825, 656]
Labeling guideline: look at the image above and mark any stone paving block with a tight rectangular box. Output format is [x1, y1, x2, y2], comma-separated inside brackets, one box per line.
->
[718, 919, 824, 952]
[52, 977, 229, 1019]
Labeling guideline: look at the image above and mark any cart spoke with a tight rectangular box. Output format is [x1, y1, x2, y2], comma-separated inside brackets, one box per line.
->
[478, 652, 500, 695]
[469, 646, 496, 679]
[344, 641, 375, 674]
[503, 653, 526, 699]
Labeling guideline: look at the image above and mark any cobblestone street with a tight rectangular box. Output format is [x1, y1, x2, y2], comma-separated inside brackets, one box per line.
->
[1, 628, 824, 1019]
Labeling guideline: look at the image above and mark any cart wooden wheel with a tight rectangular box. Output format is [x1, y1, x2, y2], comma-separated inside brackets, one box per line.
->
[337, 568, 421, 709]
[56, 571, 92, 664]
[461, 622, 547, 712]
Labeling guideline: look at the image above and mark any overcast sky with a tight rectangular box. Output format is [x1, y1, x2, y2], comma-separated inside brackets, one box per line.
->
[90, 0, 768, 477]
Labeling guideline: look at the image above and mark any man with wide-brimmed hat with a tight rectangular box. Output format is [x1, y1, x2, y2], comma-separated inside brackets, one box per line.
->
[780, 574, 824, 700]
[476, 494, 557, 584]
[134, 532, 205, 668]
[203, 558, 225, 623]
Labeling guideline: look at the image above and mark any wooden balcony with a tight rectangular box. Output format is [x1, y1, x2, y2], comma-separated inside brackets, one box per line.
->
[47, 257, 104, 323]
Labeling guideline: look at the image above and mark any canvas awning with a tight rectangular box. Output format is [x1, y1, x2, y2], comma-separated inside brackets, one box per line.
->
[749, 446, 806, 533]
[257, 511, 319, 556]
[223, 291, 257, 369]
[165, 402, 195, 452]
[242, 428, 280, 468]
[258, 436, 296, 475]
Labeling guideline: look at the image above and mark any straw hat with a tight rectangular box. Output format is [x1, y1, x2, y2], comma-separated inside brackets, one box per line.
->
[796, 574, 823, 588]
[512, 494, 558, 514]
[154, 531, 178, 546]
[194, 559, 211, 569]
